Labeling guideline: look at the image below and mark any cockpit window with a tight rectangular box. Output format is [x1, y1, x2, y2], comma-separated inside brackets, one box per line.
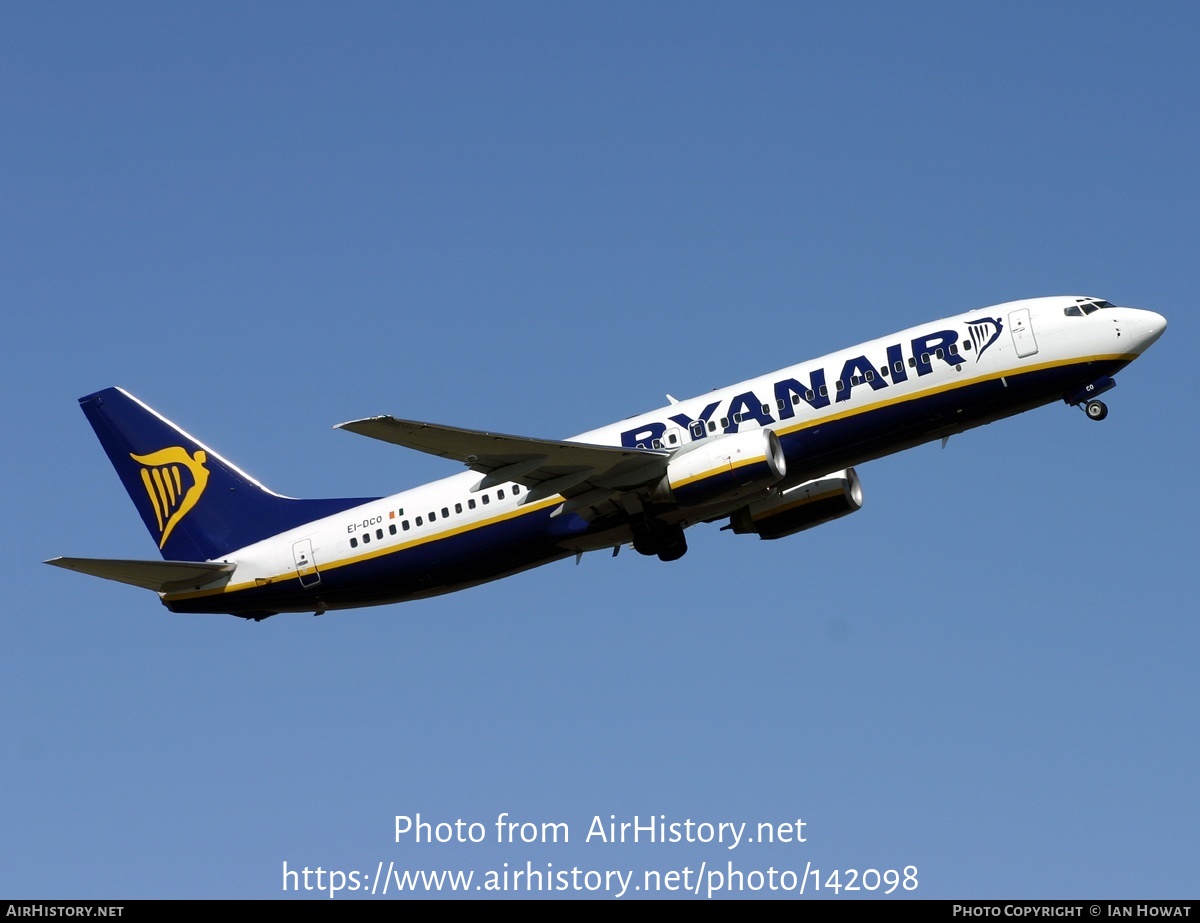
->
[1069, 298, 1115, 317]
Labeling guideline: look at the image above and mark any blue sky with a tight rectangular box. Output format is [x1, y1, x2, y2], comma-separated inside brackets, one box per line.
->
[3, 2, 1196, 899]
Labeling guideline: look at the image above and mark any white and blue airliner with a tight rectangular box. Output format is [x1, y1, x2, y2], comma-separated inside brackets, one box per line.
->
[47, 296, 1166, 620]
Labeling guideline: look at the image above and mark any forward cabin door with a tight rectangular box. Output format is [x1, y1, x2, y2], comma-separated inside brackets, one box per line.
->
[1008, 308, 1039, 358]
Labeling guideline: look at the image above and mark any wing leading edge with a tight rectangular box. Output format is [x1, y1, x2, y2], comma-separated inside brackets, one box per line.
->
[335, 416, 671, 515]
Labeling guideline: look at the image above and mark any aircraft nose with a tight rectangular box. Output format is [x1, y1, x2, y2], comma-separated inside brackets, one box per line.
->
[1128, 309, 1168, 353]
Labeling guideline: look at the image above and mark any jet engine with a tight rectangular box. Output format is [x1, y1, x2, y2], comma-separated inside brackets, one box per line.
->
[655, 429, 786, 508]
[726, 468, 863, 540]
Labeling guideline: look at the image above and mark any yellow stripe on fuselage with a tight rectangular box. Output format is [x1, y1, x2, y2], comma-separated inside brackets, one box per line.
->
[770, 352, 1134, 441]
[164, 495, 566, 601]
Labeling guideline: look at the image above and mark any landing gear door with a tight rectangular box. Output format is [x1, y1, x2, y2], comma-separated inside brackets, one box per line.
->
[1009, 308, 1039, 358]
[293, 538, 321, 588]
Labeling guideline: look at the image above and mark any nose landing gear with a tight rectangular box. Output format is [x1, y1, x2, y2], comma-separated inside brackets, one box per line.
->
[1067, 376, 1116, 422]
[1084, 399, 1108, 421]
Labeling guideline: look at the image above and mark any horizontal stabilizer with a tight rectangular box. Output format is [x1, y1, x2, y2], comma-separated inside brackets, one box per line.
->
[44, 557, 236, 593]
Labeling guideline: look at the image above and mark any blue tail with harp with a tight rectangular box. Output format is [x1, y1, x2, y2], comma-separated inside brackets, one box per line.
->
[79, 387, 377, 562]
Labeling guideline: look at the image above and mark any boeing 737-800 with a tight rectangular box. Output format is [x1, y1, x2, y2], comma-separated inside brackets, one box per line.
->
[47, 295, 1166, 620]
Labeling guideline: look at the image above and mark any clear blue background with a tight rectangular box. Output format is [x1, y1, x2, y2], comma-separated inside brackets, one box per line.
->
[3, 2, 1195, 899]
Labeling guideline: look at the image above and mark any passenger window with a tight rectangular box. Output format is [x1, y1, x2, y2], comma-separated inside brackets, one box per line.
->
[667, 433, 677, 444]
[416, 516, 423, 526]
[429, 511, 436, 522]
[805, 390, 815, 401]
[777, 399, 785, 410]
[908, 357, 916, 367]
[865, 370, 874, 382]
[880, 366, 889, 377]
[482, 495, 490, 505]
[895, 360, 904, 372]
[455, 502, 463, 513]
[376, 528, 383, 540]
[402, 520, 410, 531]
[720, 417, 729, 428]
[512, 485, 521, 496]
[389, 524, 396, 535]
[761, 404, 770, 415]
[442, 507, 449, 517]
[468, 499, 476, 510]
[818, 385, 828, 397]
[690, 422, 705, 437]
[935, 348, 944, 360]
[362, 533, 370, 544]
[350, 537, 358, 548]
[791, 394, 800, 405]
[497, 490, 505, 501]
[708, 420, 717, 432]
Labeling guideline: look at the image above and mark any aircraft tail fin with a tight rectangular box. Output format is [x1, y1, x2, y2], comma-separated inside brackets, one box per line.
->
[79, 388, 377, 561]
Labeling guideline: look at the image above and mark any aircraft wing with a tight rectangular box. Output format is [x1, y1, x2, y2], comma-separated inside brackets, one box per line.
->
[336, 416, 671, 511]
[44, 557, 236, 593]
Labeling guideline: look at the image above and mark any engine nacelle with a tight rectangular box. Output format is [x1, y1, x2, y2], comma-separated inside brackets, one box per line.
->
[727, 467, 863, 540]
[657, 429, 786, 508]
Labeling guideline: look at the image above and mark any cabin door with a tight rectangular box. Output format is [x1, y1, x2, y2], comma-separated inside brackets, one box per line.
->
[1008, 308, 1039, 358]
[293, 538, 321, 588]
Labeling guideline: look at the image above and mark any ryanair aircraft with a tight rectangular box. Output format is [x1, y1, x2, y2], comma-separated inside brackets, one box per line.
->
[47, 296, 1165, 621]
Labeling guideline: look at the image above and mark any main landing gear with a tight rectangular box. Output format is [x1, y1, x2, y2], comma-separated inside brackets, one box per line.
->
[631, 515, 688, 562]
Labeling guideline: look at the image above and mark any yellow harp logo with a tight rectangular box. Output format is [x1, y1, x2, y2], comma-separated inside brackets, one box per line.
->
[130, 447, 211, 549]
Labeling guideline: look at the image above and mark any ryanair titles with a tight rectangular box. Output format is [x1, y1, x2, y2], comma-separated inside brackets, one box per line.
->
[620, 319, 1003, 448]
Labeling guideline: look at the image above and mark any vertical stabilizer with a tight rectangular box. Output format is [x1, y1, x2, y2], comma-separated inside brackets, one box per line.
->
[79, 388, 377, 561]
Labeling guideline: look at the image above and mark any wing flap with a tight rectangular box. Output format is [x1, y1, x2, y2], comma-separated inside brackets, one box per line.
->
[45, 557, 236, 593]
